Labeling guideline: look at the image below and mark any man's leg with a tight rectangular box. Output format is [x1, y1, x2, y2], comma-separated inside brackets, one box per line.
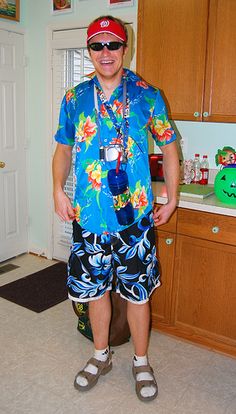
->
[127, 301, 150, 356]
[74, 291, 112, 390]
[127, 300, 158, 401]
[89, 290, 112, 349]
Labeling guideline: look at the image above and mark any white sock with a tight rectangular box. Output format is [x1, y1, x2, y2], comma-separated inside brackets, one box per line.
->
[75, 347, 109, 387]
[133, 355, 157, 398]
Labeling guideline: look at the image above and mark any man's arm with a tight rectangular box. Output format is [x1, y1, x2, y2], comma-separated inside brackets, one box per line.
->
[52, 143, 75, 222]
[153, 141, 179, 226]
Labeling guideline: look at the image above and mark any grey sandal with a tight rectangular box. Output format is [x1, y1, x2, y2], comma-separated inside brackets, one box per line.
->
[132, 363, 158, 402]
[74, 352, 112, 392]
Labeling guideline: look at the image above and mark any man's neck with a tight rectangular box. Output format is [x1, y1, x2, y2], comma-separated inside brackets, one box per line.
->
[97, 73, 123, 100]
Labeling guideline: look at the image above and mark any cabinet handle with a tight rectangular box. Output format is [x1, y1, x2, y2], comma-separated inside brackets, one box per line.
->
[193, 112, 200, 117]
[165, 238, 173, 245]
[212, 226, 220, 234]
[203, 111, 209, 117]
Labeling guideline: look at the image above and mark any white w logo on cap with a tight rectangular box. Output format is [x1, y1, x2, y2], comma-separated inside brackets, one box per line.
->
[100, 20, 110, 28]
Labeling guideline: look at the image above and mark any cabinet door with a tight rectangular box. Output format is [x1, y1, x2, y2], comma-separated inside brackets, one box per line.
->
[203, 0, 236, 122]
[137, 0, 209, 121]
[151, 230, 176, 327]
[173, 234, 236, 346]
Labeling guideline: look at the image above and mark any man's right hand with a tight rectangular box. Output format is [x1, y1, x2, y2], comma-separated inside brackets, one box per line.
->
[53, 189, 75, 222]
[52, 143, 74, 222]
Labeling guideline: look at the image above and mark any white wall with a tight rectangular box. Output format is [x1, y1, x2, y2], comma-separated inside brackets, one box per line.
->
[1, 0, 235, 256]
[154, 120, 236, 168]
[174, 121, 236, 167]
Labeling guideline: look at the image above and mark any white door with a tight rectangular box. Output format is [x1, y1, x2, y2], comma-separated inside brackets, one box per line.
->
[51, 25, 133, 262]
[0, 30, 28, 262]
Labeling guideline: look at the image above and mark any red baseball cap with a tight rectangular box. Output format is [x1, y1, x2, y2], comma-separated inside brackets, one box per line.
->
[87, 18, 127, 43]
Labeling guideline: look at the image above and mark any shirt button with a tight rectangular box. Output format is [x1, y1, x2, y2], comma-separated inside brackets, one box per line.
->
[104, 139, 107, 143]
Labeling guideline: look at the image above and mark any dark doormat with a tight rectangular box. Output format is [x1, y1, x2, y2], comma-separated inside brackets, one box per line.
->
[0, 261, 68, 313]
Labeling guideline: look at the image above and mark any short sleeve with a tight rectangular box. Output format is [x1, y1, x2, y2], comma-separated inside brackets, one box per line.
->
[54, 94, 75, 146]
[149, 89, 176, 146]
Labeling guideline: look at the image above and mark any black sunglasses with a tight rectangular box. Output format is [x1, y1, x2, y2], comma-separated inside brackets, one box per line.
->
[88, 41, 125, 51]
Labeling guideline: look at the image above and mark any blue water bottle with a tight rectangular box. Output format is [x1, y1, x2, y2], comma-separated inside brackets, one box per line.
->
[107, 169, 134, 226]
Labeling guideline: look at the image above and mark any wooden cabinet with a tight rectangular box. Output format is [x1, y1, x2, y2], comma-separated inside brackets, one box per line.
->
[152, 207, 236, 357]
[137, 0, 236, 123]
[151, 209, 177, 326]
[177, 208, 236, 246]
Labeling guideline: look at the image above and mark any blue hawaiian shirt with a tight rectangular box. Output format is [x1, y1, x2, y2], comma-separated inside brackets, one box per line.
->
[54, 69, 176, 235]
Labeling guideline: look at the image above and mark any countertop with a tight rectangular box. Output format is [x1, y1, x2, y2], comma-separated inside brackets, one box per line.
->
[152, 182, 236, 217]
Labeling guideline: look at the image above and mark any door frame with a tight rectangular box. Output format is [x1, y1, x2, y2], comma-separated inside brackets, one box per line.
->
[0, 20, 25, 34]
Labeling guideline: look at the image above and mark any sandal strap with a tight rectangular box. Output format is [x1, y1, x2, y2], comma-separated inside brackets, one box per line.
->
[77, 369, 96, 382]
[133, 364, 154, 375]
[87, 357, 107, 371]
[137, 379, 157, 388]
[81, 352, 112, 376]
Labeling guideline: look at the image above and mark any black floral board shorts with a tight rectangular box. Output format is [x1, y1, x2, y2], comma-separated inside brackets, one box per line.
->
[67, 211, 160, 304]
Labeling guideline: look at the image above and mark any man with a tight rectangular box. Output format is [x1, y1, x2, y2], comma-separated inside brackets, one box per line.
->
[53, 15, 179, 402]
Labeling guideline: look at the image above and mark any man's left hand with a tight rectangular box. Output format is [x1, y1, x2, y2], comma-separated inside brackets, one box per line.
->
[153, 202, 176, 227]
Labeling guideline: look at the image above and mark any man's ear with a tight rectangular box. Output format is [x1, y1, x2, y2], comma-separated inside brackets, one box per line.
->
[123, 45, 128, 57]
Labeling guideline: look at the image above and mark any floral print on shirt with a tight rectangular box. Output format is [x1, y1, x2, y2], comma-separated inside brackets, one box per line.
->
[75, 114, 97, 151]
[55, 69, 176, 235]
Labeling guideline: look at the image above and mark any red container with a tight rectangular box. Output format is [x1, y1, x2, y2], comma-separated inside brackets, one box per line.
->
[149, 153, 164, 181]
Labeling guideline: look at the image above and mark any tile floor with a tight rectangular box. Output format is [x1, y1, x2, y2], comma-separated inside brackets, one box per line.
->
[0, 254, 236, 414]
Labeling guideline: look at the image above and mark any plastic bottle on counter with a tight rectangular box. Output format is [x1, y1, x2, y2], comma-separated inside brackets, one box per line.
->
[191, 153, 201, 183]
[200, 155, 209, 185]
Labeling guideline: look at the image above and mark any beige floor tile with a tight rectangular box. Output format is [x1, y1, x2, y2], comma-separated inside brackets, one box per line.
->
[1, 383, 70, 414]
[157, 349, 209, 383]
[1, 254, 236, 414]
[0, 363, 33, 407]
[209, 351, 236, 374]
[174, 385, 231, 414]
[156, 372, 188, 409]
[226, 397, 236, 414]
[191, 359, 236, 401]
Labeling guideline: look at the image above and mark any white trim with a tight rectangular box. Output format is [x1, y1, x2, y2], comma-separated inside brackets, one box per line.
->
[0, 21, 25, 34]
[68, 287, 113, 303]
[29, 245, 47, 258]
[45, 25, 54, 259]
[68, 282, 161, 304]
[46, 14, 136, 31]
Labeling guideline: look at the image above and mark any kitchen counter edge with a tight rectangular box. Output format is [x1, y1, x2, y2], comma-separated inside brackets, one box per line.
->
[152, 182, 236, 217]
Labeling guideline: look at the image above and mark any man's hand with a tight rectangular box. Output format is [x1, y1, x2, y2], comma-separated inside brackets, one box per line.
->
[52, 143, 74, 221]
[53, 189, 75, 222]
[153, 202, 176, 227]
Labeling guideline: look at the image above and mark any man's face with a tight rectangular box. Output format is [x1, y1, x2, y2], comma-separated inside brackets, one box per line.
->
[88, 33, 127, 82]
